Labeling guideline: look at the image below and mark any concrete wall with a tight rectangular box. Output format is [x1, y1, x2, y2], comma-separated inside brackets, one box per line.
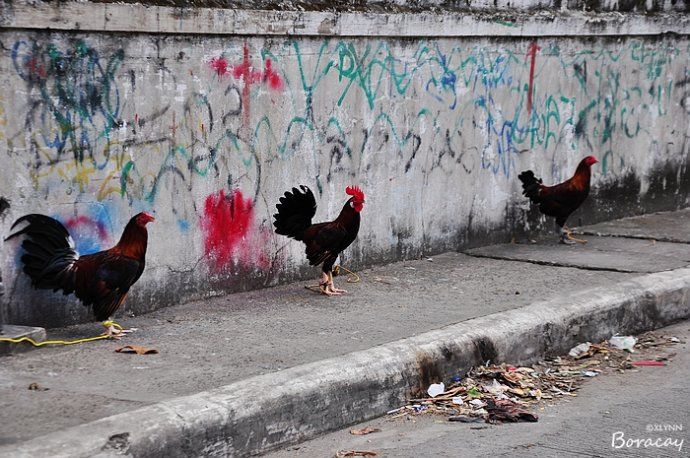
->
[0, 0, 688, 327]
[85, 0, 690, 13]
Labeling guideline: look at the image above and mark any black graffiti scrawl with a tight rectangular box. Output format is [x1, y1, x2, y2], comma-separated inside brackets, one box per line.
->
[12, 39, 125, 171]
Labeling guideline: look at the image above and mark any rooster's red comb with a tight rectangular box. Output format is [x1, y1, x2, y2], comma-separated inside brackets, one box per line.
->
[345, 185, 365, 202]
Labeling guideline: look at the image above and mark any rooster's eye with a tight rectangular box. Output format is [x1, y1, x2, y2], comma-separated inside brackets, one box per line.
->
[350, 201, 354, 208]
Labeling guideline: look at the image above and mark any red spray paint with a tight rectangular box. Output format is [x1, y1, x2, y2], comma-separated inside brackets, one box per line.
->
[526, 42, 541, 114]
[209, 57, 229, 77]
[201, 189, 271, 272]
[208, 44, 285, 132]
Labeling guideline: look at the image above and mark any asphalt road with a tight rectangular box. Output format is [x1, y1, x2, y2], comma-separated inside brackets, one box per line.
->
[267, 320, 690, 458]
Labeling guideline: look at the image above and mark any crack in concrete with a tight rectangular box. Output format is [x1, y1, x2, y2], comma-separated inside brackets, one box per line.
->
[535, 443, 605, 458]
[462, 251, 646, 274]
[575, 231, 690, 245]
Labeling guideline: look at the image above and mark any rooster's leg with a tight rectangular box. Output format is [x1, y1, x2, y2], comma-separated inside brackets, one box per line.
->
[305, 273, 330, 294]
[562, 226, 587, 244]
[325, 271, 347, 295]
[318, 272, 330, 294]
[101, 321, 136, 339]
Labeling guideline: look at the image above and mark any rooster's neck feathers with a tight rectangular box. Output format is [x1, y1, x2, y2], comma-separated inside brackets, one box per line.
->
[112, 219, 149, 259]
[570, 158, 593, 189]
[335, 200, 360, 227]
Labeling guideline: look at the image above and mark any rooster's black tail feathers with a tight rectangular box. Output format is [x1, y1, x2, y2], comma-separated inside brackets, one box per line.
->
[273, 186, 317, 241]
[5, 214, 78, 294]
[518, 170, 543, 204]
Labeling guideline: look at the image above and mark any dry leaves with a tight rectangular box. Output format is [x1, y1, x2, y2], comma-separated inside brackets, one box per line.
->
[115, 345, 158, 355]
[389, 332, 680, 424]
[335, 451, 377, 458]
[28, 382, 48, 391]
[349, 427, 381, 436]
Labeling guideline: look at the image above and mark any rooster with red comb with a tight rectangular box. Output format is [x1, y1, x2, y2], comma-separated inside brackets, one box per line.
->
[274, 185, 364, 296]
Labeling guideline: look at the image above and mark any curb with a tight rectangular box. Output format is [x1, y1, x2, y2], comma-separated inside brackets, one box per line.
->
[0, 325, 46, 356]
[3, 268, 690, 457]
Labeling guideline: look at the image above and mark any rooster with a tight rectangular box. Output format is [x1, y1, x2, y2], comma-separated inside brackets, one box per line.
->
[5, 212, 154, 337]
[518, 156, 598, 244]
[274, 185, 364, 296]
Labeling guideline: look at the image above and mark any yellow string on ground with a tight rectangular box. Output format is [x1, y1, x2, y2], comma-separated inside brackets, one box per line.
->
[333, 265, 361, 283]
[0, 321, 123, 347]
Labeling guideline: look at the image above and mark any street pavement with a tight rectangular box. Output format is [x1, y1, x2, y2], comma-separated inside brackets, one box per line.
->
[0, 210, 688, 447]
[267, 320, 690, 458]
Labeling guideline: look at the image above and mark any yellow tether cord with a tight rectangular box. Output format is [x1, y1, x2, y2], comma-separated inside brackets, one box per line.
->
[333, 265, 361, 283]
[0, 321, 123, 347]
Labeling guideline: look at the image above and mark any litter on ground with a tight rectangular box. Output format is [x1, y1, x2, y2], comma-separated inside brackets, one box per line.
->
[388, 332, 681, 425]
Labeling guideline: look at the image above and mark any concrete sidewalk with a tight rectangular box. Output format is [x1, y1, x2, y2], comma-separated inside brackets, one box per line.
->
[0, 210, 689, 456]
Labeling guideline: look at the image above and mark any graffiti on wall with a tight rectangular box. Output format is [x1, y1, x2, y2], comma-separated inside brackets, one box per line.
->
[4, 36, 688, 275]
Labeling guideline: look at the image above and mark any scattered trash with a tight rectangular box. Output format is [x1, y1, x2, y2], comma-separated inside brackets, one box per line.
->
[669, 337, 680, 343]
[28, 382, 48, 391]
[350, 427, 381, 436]
[426, 257, 434, 262]
[335, 451, 377, 457]
[466, 386, 481, 398]
[632, 360, 666, 367]
[486, 399, 538, 423]
[568, 342, 592, 359]
[427, 382, 445, 398]
[388, 330, 680, 426]
[115, 345, 158, 355]
[469, 399, 487, 408]
[609, 335, 637, 352]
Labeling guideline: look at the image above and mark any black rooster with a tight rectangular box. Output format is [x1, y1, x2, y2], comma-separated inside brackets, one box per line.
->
[274, 186, 364, 295]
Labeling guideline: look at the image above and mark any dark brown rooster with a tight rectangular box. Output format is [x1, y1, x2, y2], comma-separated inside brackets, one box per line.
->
[274, 185, 364, 296]
[518, 156, 598, 244]
[5, 212, 154, 337]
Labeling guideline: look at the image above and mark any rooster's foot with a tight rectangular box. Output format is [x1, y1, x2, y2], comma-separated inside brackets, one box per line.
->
[101, 321, 137, 339]
[323, 272, 347, 295]
[325, 282, 347, 295]
[560, 228, 587, 245]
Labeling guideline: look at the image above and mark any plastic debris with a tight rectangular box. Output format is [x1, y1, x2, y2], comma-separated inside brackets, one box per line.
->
[609, 335, 637, 352]
[568, 342, 592, 359]
[466, 386, 481, 398]
[469, 399, 487, 408]
[632, 360, 666, 367]
[483, 379, 507, 396]
[427, 382, 445, 398]
[388, 329, 681, 426]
